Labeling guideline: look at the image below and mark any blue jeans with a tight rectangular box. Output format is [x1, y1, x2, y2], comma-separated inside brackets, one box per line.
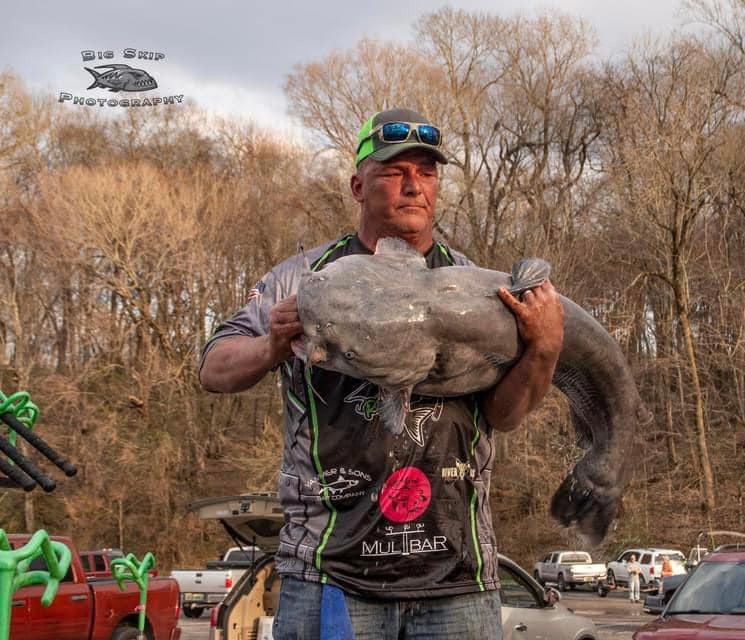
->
[273, 577, 503, 640]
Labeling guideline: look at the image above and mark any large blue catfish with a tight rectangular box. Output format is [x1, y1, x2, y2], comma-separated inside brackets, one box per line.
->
[293, 238, 651, 543]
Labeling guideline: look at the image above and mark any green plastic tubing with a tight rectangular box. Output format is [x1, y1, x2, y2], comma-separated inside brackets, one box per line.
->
[0, 390, 39, 449]
[0, 529, 71, 640]
[111, 552, 156, 638]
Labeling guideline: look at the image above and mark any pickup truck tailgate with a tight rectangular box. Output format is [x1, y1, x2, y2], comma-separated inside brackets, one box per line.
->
[170, 569, 228, 605]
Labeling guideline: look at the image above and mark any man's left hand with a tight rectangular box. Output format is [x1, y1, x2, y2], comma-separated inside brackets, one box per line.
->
[497, 280, 564, 360]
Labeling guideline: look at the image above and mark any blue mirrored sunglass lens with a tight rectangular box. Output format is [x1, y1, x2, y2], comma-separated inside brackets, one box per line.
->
[381, 122, 411, 141]
[417, 125, 440, 146]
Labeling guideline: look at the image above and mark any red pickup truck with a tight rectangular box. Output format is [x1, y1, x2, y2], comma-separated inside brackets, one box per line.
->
[8, 534, 181, 640]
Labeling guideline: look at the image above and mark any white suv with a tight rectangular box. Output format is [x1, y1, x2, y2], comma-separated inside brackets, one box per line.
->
[606, 548, 686, 590]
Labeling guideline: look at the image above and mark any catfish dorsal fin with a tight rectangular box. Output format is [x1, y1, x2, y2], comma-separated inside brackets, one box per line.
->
[508, 257, 552, 295]
[374, 237, 427, 268]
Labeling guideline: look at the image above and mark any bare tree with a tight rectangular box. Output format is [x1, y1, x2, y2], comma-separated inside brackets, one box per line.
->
[598, 34, 745, 513]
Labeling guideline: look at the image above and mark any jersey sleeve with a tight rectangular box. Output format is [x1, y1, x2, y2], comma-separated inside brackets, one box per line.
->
[198, 267, 285, 375]
[197, 242, 335, 378]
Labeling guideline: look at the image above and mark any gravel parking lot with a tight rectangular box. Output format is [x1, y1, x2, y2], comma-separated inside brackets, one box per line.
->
[177, 588, 655, 639]
[561, 588, 653, 639]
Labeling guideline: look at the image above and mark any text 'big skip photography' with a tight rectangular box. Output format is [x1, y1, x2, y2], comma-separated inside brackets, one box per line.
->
[59, 48, 184, 108]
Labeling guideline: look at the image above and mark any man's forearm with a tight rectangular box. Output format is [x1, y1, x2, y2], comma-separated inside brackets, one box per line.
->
[479, 347, 559, 432]
[199, 335, 282, 393]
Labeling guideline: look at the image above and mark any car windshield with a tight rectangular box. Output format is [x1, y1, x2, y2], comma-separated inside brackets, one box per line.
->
[225, 548, 261, 562]
[667, 561, 745, 614]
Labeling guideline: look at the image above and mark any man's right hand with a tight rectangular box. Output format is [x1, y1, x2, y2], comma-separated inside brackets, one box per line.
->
[200, 295, 304, 393]
[267, 295, 304, 366]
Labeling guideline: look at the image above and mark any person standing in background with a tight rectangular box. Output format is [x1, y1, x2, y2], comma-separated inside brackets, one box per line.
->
[627, 554, 642, 603]
[658, 554, 673, 594]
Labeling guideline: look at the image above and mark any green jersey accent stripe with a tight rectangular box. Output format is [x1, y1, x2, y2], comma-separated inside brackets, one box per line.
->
[284, 363, 306, 412]
[469, 401, 484, 590]
[305, 366, 337, 575]
[305, 232, 348, 575]
[436, 242, 455, 266]
[311, 234, 354, 272]
[469, 487, 485, 591]
[287, 388, 306, 413]
[470, 402, 481, 455]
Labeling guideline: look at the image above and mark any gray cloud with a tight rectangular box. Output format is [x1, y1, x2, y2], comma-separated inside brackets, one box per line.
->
[2, 0, 684, 130]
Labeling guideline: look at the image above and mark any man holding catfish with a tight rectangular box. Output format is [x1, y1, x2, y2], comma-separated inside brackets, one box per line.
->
[200, 108, 564, 639]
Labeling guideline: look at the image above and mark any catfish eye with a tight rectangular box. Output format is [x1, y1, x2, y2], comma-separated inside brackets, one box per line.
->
[344, 351, 356, 360]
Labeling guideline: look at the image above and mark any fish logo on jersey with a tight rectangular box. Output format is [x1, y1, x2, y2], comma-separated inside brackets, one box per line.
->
[405, 397, 443, 447]
[344, 382, 379, 421]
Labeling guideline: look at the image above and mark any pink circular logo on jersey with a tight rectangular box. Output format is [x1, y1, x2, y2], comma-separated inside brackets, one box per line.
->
[379, 466, 431, 523]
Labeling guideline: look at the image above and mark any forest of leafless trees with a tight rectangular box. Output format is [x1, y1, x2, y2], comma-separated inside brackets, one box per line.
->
[1, 2, 743, 568]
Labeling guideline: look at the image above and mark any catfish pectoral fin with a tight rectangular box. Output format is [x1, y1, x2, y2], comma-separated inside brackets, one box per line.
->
[483, 352, 512, 370]
[550, 468, 621, 546]
[378, 386, 412, 435]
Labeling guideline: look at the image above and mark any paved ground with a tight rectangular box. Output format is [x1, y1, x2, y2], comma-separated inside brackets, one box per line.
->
[177, 588, 657, 639]
[561, 588, 655, 639]
[178, 612, 211, 640]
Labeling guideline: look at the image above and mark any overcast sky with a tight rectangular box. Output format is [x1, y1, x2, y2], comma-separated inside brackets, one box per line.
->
[3, 0, 687, 136]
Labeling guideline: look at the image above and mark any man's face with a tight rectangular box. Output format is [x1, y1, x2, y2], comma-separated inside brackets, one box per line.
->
[351, 150, 439, 241]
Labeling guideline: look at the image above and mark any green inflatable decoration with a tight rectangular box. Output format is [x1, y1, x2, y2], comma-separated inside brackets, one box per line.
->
[111, 552, 156, 640]
[0, 390, 39, 441]
[0, 389, 77, 491]
[0, 529, 71, 640]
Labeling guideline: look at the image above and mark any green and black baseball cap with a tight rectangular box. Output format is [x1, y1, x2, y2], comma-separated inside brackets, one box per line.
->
[355, 107, 448, 166]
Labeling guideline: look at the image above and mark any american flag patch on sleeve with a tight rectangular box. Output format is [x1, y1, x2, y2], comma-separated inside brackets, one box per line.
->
[248, 280, 266, 302]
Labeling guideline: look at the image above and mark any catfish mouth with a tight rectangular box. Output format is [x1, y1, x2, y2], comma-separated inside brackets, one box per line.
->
[360, 364, 430, 391]
[291, 339, 419, 389]
[291, 336, 327, 365]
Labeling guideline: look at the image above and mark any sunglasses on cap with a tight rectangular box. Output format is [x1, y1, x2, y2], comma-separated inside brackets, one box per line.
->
[357, 121, 442, 150]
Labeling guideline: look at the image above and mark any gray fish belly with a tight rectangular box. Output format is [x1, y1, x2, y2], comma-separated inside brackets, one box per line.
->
[409, 266, 520, 395]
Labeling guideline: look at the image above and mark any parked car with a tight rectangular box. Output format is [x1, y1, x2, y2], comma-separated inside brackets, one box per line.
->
[685, 530, 745, 571]
[191, 493, 599, 640]
[642, 573, 688, 614]
[644, 531, 745, 614]
[685, 545, 708, 572]
[606, 548, 686, 591]
[533, 550, 607, 591]
[171, 544, 265, 618]
[7, 533, 181, 640]
[633, 544, 745, 638]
